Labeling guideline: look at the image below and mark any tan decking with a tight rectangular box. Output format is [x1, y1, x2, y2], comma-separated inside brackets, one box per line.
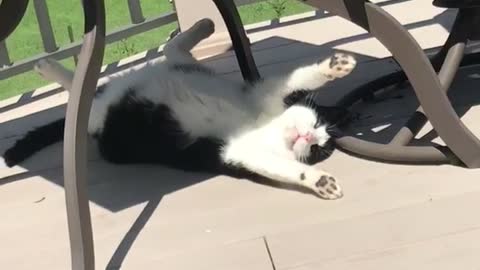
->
[2, 1, 480, 269]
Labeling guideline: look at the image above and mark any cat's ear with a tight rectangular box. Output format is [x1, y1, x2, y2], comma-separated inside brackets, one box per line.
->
[316, 105, 351, 126]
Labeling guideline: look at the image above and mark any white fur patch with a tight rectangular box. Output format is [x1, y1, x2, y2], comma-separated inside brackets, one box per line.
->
[0, 157, 8, 169]
[280, 105, 330, 159]
[88, 70, 139, 134]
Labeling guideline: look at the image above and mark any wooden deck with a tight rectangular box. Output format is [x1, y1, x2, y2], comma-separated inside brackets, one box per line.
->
[2, 1, 480, 269]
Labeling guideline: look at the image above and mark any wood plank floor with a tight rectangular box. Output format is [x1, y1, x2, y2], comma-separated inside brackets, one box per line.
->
[2, 1, 480, 269]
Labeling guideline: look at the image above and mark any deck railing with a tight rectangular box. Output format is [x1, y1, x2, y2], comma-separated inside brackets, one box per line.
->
[0, 0, 177, 80]
[0, 0, 264, 81]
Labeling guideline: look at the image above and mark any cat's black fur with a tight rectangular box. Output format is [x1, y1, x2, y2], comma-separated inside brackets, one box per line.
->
[2, 84, 348, 171]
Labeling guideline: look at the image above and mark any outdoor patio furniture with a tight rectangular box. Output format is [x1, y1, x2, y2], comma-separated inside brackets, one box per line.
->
[0, 0, 29, 41]
[1, 0, 104, 269]
[1, 0, 480, 269]
[218, 0, 480, 167]
[332, 0, 480, 166]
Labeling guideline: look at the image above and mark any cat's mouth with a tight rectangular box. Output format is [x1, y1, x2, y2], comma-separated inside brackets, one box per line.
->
[291, 138, 315, 161]
[290, 135, 317, 157]
[291, 132, 316, 146]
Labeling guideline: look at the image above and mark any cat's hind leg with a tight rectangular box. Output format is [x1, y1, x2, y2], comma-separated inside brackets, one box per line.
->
[163, 18, 215, 64]
[34, 58, 74, 90]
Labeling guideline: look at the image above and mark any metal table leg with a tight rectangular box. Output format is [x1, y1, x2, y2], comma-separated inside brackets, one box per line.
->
[209, 0, 480, 166]
[211, 0, 261, 82]
[298, 0, 480, 167]
[0, 0, 106, 268]
[337, 8, 475, 109]
[63, 0, 106, 269]
[337, 8, 476, 148]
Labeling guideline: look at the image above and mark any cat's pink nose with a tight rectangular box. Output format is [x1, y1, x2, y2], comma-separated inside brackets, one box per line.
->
[303, 132, 314, 142]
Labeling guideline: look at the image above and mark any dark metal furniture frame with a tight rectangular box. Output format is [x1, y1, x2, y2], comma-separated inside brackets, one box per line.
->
[1, 0, 479, 269]
[333, 1, 480, 166]
[61, 0, 105, 269]
[1, 0, 105, 269]
[215, 0, 480, 168]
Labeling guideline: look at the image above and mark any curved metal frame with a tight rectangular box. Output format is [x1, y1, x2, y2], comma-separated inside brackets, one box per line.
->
[0, 0, 29, 41]
[212, 0, 261, 82]
[218, 0, 480, 167]
[333, 4, 480, 167]
[63, 0, 106, 269]
[1, 0, 105, 269]
[338, 7, 479, 149]
[337, 8, 475, 108]
[305, 1, 480, 167]
[304, 1, 474, 165]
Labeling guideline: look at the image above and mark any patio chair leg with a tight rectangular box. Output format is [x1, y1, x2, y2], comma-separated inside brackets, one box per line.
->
[389, 40, 466, 146]
[63, 0, 106, 269]
[303, 0, 480, 167]
[336, 8, 478, 148]
[356, 3, 480, 167]
[337, 7, 473, 109]
[0, 0, 29, 42]
[211, 0, 261, 82]
[381, 8, 471, 146]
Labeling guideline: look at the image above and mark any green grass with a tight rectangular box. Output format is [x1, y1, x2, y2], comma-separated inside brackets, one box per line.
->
[0, 0, 313, 100]
[238, 0, 313, 25]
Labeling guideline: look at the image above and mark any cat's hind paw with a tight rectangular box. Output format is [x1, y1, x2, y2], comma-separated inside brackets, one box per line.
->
[34, 58, 59, 78]
[319, 53, 356, 80]
[301, 168, 343, 200]
[194, 18, 215, 38]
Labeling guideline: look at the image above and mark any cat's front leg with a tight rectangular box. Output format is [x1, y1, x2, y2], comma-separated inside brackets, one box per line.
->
[286, 53, 356, 90]
[222, 144, 343, 199]
[301, 166, 343, 199]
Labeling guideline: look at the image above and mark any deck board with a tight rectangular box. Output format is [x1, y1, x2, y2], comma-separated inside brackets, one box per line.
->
[267, 190, 480, 269]
[287, 228, 480, 270]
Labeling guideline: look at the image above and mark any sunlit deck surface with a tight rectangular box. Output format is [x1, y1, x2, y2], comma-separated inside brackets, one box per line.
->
[2, 1, 480, 269]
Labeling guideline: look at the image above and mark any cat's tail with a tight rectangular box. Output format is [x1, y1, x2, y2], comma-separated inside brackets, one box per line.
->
[163, 18, 215, 64]
[1, 118, 65, 168]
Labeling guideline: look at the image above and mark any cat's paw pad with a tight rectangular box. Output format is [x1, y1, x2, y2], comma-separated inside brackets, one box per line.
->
[301, 169, 343, 200]
[195, 18, 215, 37]
[321, 53, 356, 80]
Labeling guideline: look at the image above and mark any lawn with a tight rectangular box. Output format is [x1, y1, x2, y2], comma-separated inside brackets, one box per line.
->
[0, 0, 313, 100]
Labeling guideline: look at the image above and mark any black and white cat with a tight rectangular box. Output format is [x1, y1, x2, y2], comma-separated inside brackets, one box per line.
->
[1, 19, 356, 199]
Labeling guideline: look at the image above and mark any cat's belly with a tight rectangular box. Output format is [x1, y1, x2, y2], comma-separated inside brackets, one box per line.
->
[87, 71, 259, 138]
[169, 96, 256, 139]
[150, 74, 258, 139]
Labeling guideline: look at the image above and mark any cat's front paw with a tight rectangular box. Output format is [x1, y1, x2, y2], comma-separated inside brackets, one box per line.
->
[319, 53, 356, 80]
[301, 168, 343, 200]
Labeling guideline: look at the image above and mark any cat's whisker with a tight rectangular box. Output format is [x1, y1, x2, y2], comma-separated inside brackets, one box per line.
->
[326, 126, 344, 138]
[308, 99, 315, 110]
